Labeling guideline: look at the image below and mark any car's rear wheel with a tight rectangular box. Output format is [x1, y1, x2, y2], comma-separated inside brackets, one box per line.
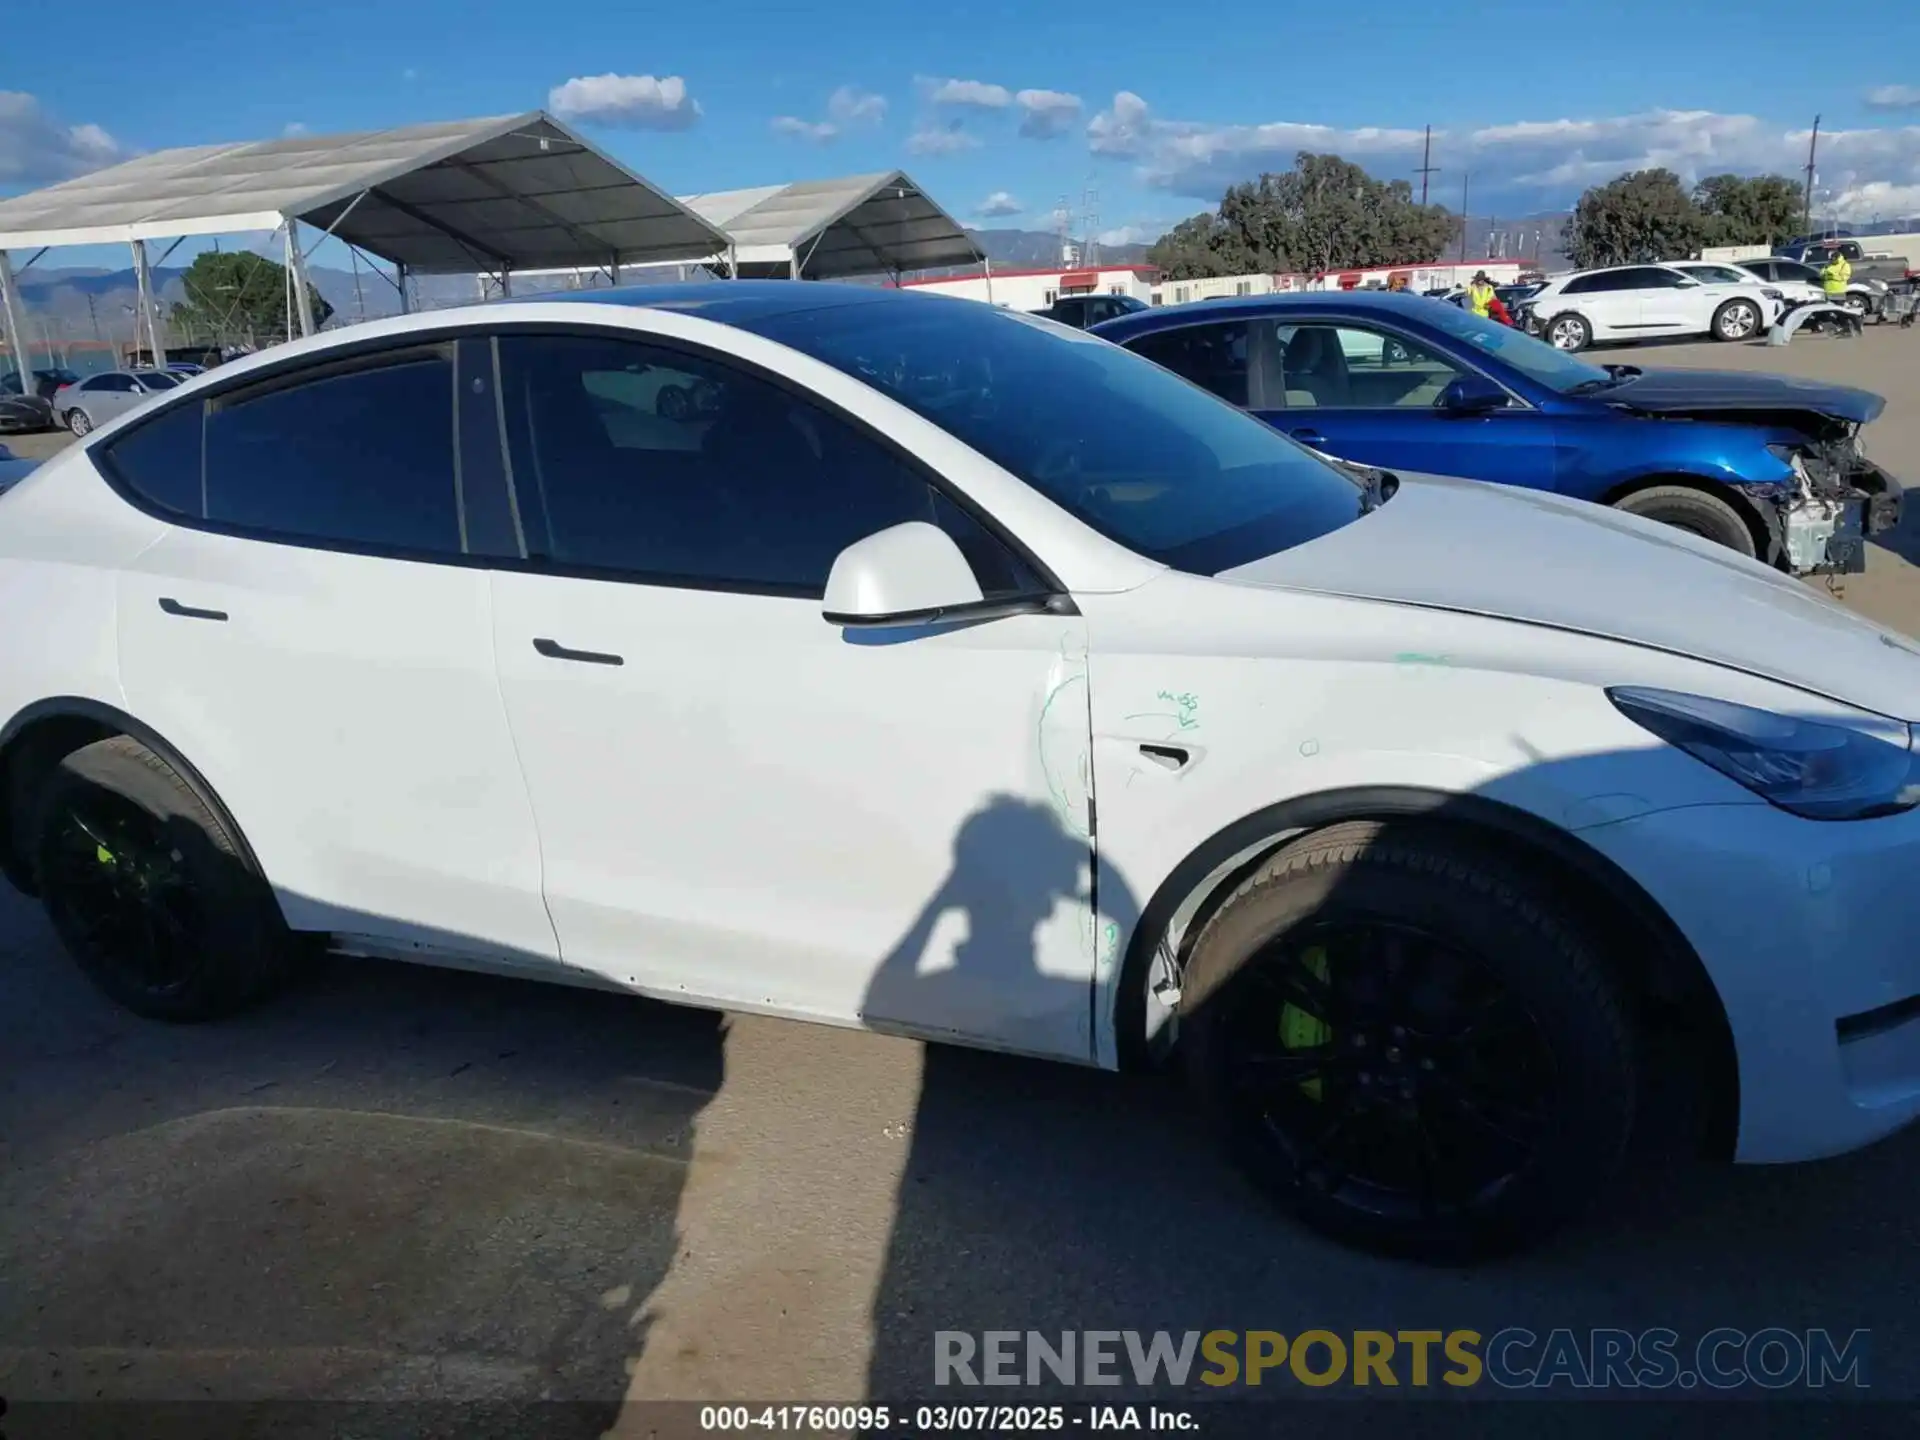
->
[1545, 313, 1590, 351]
[66, 408, 92, 436]
[1613, 485, 1758, 557]
[32, 735, 295, 1021]
[1181, 822, 1637, 1261]
[1712, 299, 1761, 342]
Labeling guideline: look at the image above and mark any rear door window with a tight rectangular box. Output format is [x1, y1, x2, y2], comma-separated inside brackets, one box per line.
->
[203, 349, 463, 556]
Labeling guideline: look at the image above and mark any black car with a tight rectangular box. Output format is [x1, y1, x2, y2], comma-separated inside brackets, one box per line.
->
[0, 369, 70, 433]
[1028, 293, 1148, 329]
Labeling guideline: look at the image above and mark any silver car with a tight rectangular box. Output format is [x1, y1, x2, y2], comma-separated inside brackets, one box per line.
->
[54, 369, 183, 436]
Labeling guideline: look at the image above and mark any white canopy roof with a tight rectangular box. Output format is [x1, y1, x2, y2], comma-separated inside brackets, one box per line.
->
[678, 171, 982, 278]
[0, 112, 731, 273]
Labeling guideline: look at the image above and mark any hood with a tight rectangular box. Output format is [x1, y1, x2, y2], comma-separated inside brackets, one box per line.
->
[1599, 368, 1883, 426]
[1220, 474, 1920, 719]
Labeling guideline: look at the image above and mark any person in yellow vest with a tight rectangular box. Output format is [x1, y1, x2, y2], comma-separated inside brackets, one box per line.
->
[1820, 249, 1853, 300]
[1465, 270, 1496, 318]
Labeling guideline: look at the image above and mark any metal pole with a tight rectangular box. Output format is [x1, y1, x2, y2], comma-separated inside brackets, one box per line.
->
[1801, 115, 1821, 236]
[131, 239, 167, 366]
[284, 221, 317, 337]
[1416, 124, 1438, 207]
[984, 256, 995, 306]
[396, 261, 411, 314]
[729, 244, 739, 279]
[0, 250, 30, 379]
[1458, 174, 1470, 261]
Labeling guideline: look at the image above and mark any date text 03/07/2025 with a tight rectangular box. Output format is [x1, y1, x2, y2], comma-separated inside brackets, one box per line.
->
[699, 1404, 1198, 1432]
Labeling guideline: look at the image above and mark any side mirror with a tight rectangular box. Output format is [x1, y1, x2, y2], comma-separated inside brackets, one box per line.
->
[823, 521, 985, 627]
[1437, 373, 1510, 415]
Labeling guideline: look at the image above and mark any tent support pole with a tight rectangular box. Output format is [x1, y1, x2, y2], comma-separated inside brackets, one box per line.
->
[396, 262, 410, 314]
[0, 250, 30, 377]
[729, 244, 739, 279]
[984, 256, 995, 306]
[284, 221, 317, 337]
[131, 239, 167, 365]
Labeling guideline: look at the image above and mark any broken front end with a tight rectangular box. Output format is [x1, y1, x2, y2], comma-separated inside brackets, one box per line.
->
[1741, 424, 1902, 576]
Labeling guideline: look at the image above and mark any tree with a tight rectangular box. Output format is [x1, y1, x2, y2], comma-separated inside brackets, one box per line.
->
[169, 250, 333, 348]
[1691, 173, 1803, 248]
[1562, 169, 1705, 268]
[1146, 151, 1456, 280]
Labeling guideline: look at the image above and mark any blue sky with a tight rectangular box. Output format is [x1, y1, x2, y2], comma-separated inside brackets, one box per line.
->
[6, 0, 1920, 273]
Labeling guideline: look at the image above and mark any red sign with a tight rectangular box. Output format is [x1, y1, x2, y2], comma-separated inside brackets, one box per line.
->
[1059, 271, 1098, 291]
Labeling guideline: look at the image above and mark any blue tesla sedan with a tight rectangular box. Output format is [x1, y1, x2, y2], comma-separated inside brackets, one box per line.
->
[1090, 292, 1900, 575]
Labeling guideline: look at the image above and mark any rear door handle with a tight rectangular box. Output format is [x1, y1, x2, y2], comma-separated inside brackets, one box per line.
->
[158, 597, 228, 622]
[1289, 428, 1326, 446]
[533, 637, 624, 666]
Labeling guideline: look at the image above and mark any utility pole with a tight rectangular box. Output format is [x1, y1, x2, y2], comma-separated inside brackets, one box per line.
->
[1416, 125, 1439, 207]
[1801, 115, 1821, 236]
[1459, 172, 1471, 261]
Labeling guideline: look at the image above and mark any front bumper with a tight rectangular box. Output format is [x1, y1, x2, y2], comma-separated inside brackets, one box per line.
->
[1576, 800, 1920, 1163]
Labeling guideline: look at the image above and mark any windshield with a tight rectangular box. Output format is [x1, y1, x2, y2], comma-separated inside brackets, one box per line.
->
[745, 297, 1371, 572]
[1412, 302, 1613, 394]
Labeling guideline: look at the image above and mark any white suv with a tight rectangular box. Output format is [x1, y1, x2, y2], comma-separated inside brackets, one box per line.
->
[1518, 264, 1783, 351]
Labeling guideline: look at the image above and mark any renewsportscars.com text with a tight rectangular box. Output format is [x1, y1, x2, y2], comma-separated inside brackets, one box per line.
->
[934, 1328, 1869, 1391]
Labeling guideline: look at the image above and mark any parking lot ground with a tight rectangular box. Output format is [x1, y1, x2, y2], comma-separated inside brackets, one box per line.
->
[5, 324, 1920, 1426]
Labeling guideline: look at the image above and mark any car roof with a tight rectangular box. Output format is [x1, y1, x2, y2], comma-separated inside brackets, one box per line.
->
[1089, 289, 1450, 338]
[502, 278, 899, 327]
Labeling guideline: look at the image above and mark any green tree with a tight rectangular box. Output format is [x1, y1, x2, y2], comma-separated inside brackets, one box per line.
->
[1562, 169, 1705, 268]
[1146, 152, 1456, 280]
[169, 250, 333, 347]
[1691, 173, 1803, 248]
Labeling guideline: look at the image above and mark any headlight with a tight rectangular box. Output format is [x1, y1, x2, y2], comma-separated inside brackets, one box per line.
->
[1762, 287, 1784, 300]
[1609, 687, 1920, 820]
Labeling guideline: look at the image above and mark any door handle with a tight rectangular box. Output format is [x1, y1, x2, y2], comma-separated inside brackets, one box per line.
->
[158, 597, 228, 622]
[1290, 428, 1326, 446]
[533, 637, 624, 666]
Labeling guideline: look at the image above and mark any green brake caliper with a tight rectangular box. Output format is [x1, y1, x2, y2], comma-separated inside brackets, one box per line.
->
[1279, 945, 1332, 1100]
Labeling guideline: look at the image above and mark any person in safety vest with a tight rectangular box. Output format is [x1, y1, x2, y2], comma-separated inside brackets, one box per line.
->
[1821, 249, 1853, 299]
[1465, 271, 1496, 318]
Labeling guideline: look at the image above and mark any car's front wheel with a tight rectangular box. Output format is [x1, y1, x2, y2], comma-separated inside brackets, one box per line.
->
[1181, 822, 1636, 1260]
[1712, 299, 1761, 342]
[66, 408, 92, 436]
[1545, 313, 1591, 351]
[1613, 485, 1758, 557]
[1839, 292, 1870, 317]
[32, 735, 296, 1021]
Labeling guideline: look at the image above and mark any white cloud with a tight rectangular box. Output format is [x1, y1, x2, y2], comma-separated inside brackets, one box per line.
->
[1865, 85, 1920, 111]
[547, 73, 701, 131]
[975, 190, 1022, 218]
[402, 67, 419, 81]
[1097, 223, 1162, 247]
[771, 86, 886, 144]
[0, 92, 123, 186]
[281, 122, 309, 138]
[927, 78, 1012, 109]
[771, 116, 838, 143]
[907, 124, 981, 156]
[1828, 179, 1920, 222]
[1085, 93, 1920, 216]
[1016, 89, 1082, 139]
[827, 85, 887, 127]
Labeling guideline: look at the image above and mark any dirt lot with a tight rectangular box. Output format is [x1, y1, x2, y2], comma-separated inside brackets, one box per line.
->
[5, 325, 1920, 1430]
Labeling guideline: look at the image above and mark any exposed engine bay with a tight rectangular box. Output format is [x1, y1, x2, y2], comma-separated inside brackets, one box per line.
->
[1739, 422, 1901, 576]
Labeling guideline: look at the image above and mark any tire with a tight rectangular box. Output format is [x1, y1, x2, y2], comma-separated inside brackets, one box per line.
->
[1839, 292, 1869, 317]
[31, 735, 295, 1021]
[1180, 822, 1637, 1261]
[1545, 313, 1590, 352]
[1613, 484, 1757, 557]
[67, 408, 92, 436]
[1712, 299, 1761, 342]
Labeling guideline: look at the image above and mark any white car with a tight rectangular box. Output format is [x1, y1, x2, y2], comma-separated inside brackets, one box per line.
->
[4, 284, 1920, 1261]
[1519, 263, 1784, 351]
[52, 368, 184, 436]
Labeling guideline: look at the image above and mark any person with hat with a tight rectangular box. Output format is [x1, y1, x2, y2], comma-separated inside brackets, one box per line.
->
[1465, 270, 1496, 319]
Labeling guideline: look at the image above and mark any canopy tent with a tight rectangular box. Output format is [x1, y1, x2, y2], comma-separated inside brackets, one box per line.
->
[0, 111, 733, 361]
[679, 171, 983, 279]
